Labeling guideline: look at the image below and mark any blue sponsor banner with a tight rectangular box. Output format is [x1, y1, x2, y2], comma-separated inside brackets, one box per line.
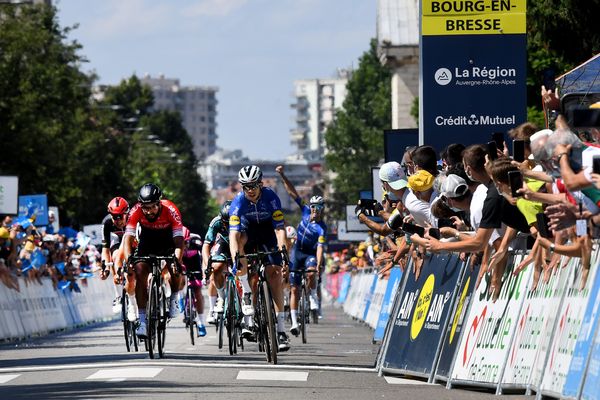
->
[337, 273, 352, 304]
[421, 34, 526, 149]
[382, 253, 463, 377]
[434, 262, 479, 379]
[18, 194, 48, 226]
[582, 317, 600, 400]
[362, 274, 380, 321]
[374, 267, 403, 342]
[563, 265, 600, 399]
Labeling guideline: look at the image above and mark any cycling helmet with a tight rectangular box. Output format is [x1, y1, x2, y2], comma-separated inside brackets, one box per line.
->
[107, 197, 129, 215]
[285, 225, 297, 240]
[220, 200, 232, 221]
[138, 183, 162, 204]
[309, 195, 324, 206]
[182, 226, 191, 241]
[238, 165, 262, 184]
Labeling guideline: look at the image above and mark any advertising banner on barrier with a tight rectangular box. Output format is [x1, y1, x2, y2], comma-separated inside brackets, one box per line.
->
[562, 250, 600, 398]
[540, 249, 600, 397]
[435, 262, 480, 380]
[449, 254, 532, 388]
[337, 272, 352, 304]
[366, 275, 388, 329]
[382, 253, 463, 377]
[500, 256, 572, 390]
[582, 315, 600, 400]
[374, 267, 403, 342]
[361, 273, 379, 322]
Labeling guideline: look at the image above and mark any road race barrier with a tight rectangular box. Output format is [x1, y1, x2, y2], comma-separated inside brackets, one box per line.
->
[366, 273, 388, 329]
[379, 253, 465, 380]
[373, 267, 403, 342]
[0, 276, 116, 341]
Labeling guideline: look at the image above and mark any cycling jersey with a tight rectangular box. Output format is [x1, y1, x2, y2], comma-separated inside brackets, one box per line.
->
[205, 215, 230, 261]
[229, 187, 284, 264]
[125, 199, 183, 256]
[293, 197, 327, 253]
[205, 216, 228, 245]
[101, 214, 126, 252]
[229, 187, 285, 232]
[183, 249, 202, 288]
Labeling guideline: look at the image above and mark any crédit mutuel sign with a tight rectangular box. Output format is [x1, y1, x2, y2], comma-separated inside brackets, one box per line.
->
[420, 0, 527, 148]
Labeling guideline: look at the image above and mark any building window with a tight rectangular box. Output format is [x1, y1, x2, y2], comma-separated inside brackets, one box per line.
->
[201, 116, 206, 122]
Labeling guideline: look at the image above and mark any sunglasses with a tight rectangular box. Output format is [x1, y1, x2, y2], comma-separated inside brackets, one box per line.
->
[242, 184, 260, 191]
[141, 202, 159, 212]
[310, 205, 324, 211]
[110, 213, 125, 220]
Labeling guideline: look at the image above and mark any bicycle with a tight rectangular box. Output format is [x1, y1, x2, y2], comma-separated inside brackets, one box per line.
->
[295, 268, 318, 344]
[119, 266, 139, 352]
[236, 247, 288, 364]
[184, 269, 203, 345]
[128, 254, 178, 359]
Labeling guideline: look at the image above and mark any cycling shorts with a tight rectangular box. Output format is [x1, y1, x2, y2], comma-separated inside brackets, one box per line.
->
[242, 222, 282, 266]
[289, 247, 317, 287]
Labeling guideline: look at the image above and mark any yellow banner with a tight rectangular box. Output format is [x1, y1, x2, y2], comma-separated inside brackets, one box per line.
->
[423, 12, 526, 35]
[423, 0, 526, 16]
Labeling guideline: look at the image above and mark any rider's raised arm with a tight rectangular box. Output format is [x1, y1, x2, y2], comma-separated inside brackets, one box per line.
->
[276, 165, 303, 209]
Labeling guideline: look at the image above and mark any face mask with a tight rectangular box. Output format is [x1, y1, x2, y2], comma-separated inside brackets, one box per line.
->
[450, 206, 462, 212]
[386, 191, 399, 201]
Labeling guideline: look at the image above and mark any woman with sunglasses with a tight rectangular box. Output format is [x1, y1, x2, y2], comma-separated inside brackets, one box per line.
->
[100, 196, 130, 313]
[276, 165, 327, 336]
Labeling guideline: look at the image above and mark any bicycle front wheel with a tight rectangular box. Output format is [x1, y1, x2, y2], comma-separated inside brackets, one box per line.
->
[121, 291, 132, 353]
[226, 280, 236, 355]
[260, 281, 278, 364]
[187, 287, 195, 346]
[147, 277, 158, 359]
[300, 283, 308, 344]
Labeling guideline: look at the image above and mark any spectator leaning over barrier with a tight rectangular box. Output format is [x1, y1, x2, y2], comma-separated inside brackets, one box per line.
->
[440, 143, 466, 171]
[426, 147, 530, 296]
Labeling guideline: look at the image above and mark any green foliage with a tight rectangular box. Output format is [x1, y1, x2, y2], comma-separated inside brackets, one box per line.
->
[324, 39, 391, 219]
[526, 1, 600, 107]
[0, 5, 211, 231]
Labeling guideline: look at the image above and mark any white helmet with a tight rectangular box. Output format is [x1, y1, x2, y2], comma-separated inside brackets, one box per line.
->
[285, 226, 297, 240]
[238, 165, 262, 184]
[309, 195, 324, 206]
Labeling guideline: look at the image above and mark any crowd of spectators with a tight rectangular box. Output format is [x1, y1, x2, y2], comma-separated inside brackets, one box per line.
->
[0, 213, 100, 293]
[349, 87, 600, 300]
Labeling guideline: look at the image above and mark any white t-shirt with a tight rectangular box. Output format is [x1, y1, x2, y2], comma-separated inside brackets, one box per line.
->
[470, 184, 503, 245]
[404, 190, 438, 227]
[581, 146, 600, 182]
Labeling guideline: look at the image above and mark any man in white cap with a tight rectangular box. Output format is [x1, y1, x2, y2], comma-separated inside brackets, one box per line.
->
[356, 161, 409, 235]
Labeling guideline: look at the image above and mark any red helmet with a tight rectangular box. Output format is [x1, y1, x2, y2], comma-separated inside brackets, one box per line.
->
[108, 197, 129, 215]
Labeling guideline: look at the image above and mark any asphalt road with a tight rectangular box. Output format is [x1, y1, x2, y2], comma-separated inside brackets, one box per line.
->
[0, 300, 530, 400]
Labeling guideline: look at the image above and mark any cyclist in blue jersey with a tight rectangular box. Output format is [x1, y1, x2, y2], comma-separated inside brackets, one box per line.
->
[229, 165, 290, 351]
[276, 165, 327, 336]
[201, 200, 232, 324]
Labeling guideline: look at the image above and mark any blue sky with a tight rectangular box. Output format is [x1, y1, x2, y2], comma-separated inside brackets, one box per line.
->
[57, 0, 376, 160]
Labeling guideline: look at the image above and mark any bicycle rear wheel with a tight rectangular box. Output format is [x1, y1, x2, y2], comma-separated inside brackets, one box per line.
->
[121, 291, 132, 352]
[187, 287, 195, 345]
[300, 284, 307, 344]
[261, 281, 278, 364]
[147, 277, 158, 359]
[217, 311, 224, 349]
[157, 283, 167, 358]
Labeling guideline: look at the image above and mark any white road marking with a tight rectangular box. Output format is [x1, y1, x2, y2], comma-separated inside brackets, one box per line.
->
[1, 361, 374, 374]
[86, 367, 162, 380]
[109, 378, 126, 382]
[0, 374, 20, 384]
[384, 376, 432, 385]
[237, 370, 308, 381]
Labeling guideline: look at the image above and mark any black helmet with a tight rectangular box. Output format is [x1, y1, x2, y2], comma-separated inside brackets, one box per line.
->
[220, 200, 232, 221]
[138, 183, 162, 204]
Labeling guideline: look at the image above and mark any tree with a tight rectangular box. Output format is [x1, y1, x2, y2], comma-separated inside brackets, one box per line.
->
[324, 39, 392, 218]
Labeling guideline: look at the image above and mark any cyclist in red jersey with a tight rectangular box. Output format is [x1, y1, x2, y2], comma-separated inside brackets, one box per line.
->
[122, 183, 185, 338]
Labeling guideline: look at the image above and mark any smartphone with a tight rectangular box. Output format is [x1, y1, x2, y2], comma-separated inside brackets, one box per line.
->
[508, 170, 524, 197]
[437, 218, 455, 229]
[487, 141, 498, 161]
[513, 140, 526, 163]
[428, 228, 441, 240]
[492, 132, 505, 151]
[402, 222, 425, 237]
[542, 67, 556, 91]
[536, 212, 552, 239]
[593, 155, 600, 175]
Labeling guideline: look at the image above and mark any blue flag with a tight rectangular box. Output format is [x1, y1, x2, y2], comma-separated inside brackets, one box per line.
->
[77, 272, 93, 279]
[54, 262, 66, 275]
[58, 280, 71, 291]
[21, 258, 33, 273]
[31, 250, 47, 269]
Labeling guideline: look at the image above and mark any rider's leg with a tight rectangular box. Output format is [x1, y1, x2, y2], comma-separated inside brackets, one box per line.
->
[212, 261, 226, 313]
[166, 264, 186, 317]
[307, 268, 319, 309]
[133, 262, 149, 331]
[266, 264, 285, 332]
